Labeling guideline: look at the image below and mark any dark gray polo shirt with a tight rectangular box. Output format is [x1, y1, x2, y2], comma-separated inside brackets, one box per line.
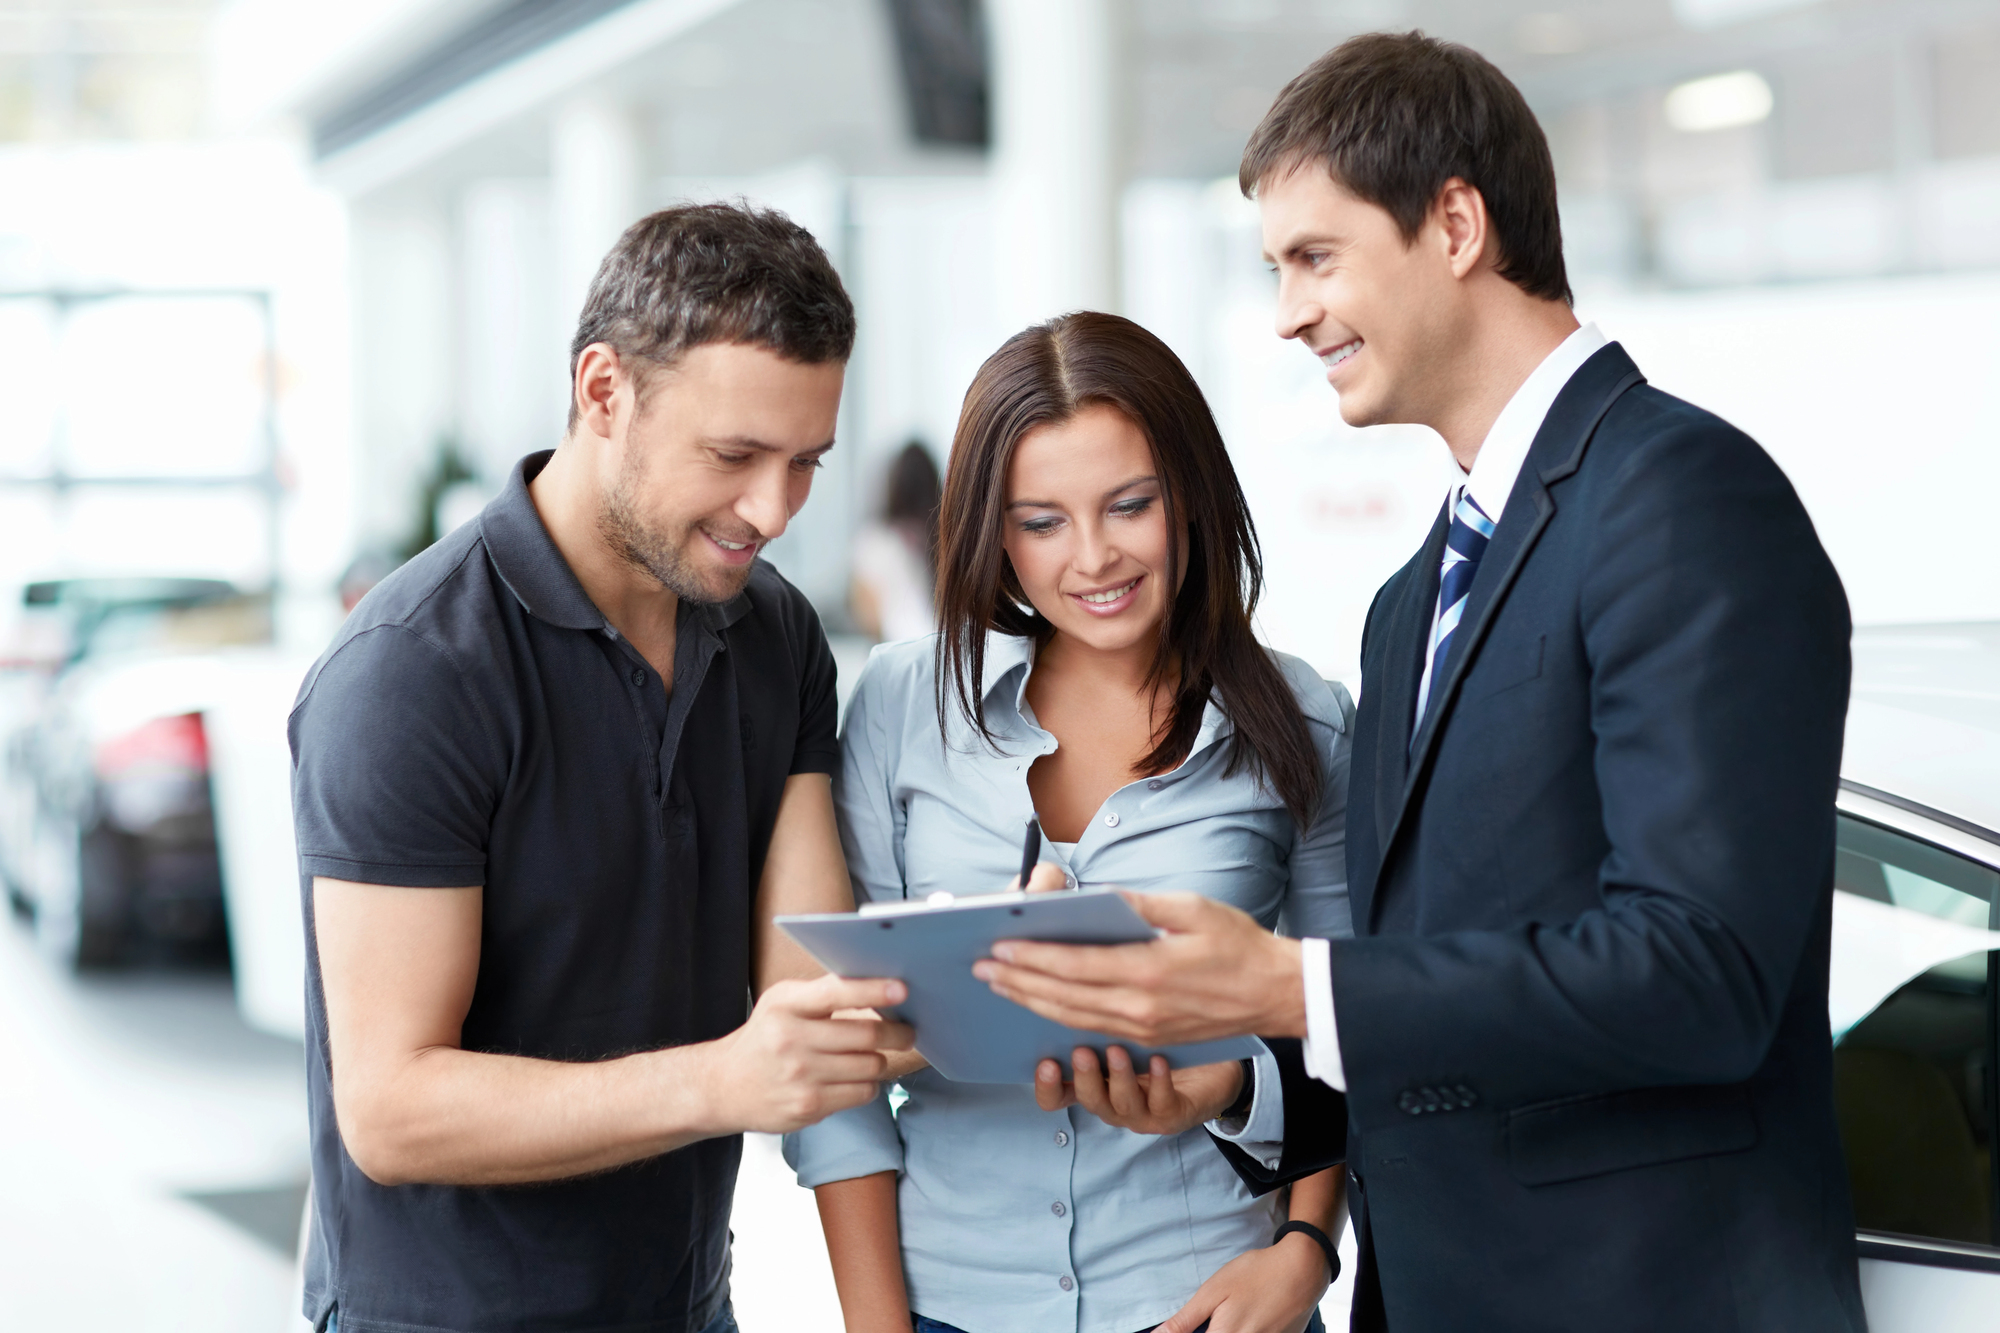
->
[290, 450, 839, 1333]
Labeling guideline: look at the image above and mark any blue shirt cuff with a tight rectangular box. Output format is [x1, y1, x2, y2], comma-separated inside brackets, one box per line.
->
[1205, 1041, 1284, 1170]
[783, 1092, 905, 1188]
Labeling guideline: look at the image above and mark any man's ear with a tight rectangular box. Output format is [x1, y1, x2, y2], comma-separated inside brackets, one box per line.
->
[1432, 178, 1491, 282]
[571, 343, 626, 441]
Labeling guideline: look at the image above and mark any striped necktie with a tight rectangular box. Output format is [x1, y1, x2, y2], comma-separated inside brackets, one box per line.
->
[1425, 488, 1496, 709]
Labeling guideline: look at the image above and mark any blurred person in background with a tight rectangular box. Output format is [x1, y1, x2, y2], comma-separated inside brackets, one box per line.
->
[336, 550, 401, 615]
[974, 31, 1861, 1333]
[289, 203, 912, 1333]
[850, 439, 943, 642]
[789, 312, 1351, 1333]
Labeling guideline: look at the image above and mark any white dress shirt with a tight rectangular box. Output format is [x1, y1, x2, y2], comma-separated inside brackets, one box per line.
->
[1298, 322, 1608, 1093]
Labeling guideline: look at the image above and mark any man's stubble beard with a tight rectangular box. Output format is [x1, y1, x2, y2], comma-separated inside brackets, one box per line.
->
[597, 453, 754, 606]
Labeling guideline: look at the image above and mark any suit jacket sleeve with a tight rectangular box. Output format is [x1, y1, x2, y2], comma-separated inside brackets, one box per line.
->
[1210, 1038, 1350, 1196]
[1330, 414, 1851, 1126]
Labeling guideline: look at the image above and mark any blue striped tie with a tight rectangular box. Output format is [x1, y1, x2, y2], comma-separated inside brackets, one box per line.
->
[1429, 489, 1496, 693]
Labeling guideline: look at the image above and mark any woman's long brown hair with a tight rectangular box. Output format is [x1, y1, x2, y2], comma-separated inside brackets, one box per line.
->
[933, 311, 1324, 828]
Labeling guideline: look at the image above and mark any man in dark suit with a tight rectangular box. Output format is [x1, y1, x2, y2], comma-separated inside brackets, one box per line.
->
[976, 32, 1865, 1332]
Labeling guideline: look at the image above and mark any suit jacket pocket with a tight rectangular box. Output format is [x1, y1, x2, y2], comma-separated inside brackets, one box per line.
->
[1506, 1083, 1757, 1186]
[1459, 633, 1545, 706]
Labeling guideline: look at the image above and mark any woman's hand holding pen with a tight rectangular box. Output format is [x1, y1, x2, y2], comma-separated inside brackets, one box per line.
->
[1033, 1047, 1243, 1137]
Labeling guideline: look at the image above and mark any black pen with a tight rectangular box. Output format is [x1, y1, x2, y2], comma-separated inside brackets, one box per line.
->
[1016, 816, 1042, 892]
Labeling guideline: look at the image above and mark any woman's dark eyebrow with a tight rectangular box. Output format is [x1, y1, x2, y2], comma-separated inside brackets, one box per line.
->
[1101, 474, 1159, 499]
[1006, 475, 1158, 511]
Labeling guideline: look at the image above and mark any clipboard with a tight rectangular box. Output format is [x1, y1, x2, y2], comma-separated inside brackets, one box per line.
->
[777, 889, 1262, 1084]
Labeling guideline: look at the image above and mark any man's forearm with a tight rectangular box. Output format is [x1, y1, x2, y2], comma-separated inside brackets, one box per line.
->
[339, 1039, 732, 1187]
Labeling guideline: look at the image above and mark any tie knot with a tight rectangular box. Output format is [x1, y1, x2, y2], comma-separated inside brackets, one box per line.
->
[1447, 491, 1494, 561]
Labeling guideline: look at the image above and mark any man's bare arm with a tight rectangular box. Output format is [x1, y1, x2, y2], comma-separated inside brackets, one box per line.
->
[315, 868, 910, 1188]
[759, 772, 930, 1081]
[754, 773, 859, 990]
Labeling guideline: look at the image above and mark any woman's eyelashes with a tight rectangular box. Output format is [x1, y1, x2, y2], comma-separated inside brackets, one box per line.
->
[1017, 496, 1155, 536]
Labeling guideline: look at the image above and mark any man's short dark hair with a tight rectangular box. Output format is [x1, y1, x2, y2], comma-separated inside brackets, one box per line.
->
[567, 202, 857, 427]
[1241, 31, 1572, 305]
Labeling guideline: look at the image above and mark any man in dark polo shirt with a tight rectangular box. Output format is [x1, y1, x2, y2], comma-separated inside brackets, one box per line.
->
[290, 204, 912, 1333]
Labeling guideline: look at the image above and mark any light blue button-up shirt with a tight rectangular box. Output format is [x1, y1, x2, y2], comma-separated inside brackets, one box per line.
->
[784, 633, 1352, 1333]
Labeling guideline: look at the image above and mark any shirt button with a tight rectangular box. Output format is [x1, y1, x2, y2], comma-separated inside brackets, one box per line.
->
[1103, 812, 1120, 828]
[1059, 1276, 1074, 1292]
[1064, 873, 1077, 889]
[630, 668, 645, 686]
[1051, 1201, 1065, 1217]
[1146, 779, 1164, 791]
[1054, 1130, 1069, 1147]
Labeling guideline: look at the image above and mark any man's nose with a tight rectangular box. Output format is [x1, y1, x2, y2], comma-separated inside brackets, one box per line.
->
[1275, 275, 1321, 343]
[738, 464, 791, 541]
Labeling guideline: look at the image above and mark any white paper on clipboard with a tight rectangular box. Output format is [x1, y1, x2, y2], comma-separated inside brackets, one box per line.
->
[778, 889, 1263, 1084]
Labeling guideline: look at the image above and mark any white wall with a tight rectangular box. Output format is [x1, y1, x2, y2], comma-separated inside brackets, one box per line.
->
[458, 178, 559, 483]
[350, 197, 455, 554]
[1583, 273, 2000, 626]
[849, 176, 1002, 467]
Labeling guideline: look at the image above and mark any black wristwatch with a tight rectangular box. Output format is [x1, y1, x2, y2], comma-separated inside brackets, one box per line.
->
[1274, 1219, 1341, 1283]
[1218, 1058, 1256, 1121]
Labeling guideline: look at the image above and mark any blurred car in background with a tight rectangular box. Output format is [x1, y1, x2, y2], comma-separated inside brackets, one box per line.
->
[1831, 622, 2000, 1332]
[0, 578, 268, 968]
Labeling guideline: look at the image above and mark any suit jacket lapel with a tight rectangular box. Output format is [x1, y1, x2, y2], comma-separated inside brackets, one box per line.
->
[1378, 345, 1647, 883]
[1349, 503, 1447, 936]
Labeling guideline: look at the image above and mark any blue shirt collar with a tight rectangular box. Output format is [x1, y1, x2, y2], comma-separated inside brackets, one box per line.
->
[977, 632, 1234, 763]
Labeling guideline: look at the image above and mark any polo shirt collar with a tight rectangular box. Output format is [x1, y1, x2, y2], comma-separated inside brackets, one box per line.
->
[481, 450, 752, 636]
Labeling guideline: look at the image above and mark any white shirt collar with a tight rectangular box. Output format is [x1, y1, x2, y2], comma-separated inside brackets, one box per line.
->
[1460, 322, 1608, 524]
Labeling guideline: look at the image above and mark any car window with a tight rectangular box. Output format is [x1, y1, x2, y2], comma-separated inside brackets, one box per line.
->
[1833, 814, 2000, 1249]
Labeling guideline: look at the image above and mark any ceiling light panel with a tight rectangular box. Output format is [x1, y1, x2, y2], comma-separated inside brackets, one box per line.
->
[1664, 70, 1775, 132]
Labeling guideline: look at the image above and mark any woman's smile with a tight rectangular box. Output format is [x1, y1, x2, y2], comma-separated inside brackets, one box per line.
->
[1069, 575, 1144, 615]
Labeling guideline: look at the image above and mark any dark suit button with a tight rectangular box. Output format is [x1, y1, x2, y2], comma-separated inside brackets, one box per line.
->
[1420, 1088, 1443, 1113]
[1455, 1085, 1478, 1109]
[1398, 1091, 1422, 1115]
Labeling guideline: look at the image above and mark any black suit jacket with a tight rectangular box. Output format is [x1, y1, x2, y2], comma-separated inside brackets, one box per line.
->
[1218, 344, 1865, 1332]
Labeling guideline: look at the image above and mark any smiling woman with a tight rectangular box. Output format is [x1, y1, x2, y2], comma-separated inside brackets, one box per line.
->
[783, 310, 1355, 1333]
[935, 310, 1324, 827]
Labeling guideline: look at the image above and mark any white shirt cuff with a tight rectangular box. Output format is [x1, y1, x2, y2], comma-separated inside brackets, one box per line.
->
[1205, 1043, 1284, 1169]
[1300, 937, 1346, 1091]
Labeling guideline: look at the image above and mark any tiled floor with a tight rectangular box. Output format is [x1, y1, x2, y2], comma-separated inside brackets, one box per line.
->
[0, 917, 303, 1332]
